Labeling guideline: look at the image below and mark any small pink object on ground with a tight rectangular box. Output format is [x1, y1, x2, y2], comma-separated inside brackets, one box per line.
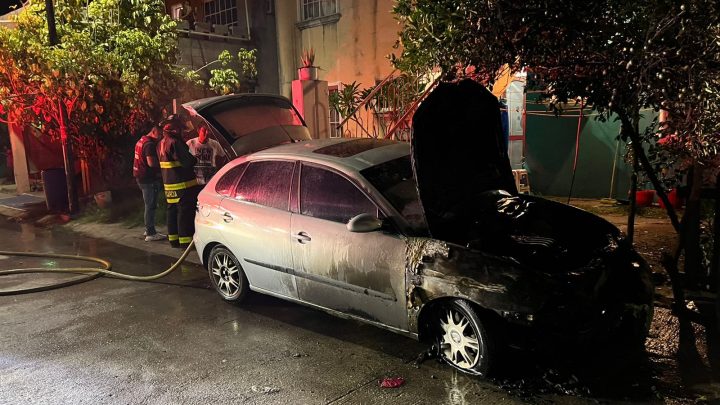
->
[379, 377, 405, 388]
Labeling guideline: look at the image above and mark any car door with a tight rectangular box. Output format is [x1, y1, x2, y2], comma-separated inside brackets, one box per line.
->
[196, 162, 248, 254]
[218, 160, 298, 299]
[290, 163, 408, 331]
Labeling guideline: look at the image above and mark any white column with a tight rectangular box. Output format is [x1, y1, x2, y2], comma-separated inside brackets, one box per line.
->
[292, 79, 329, 139]
[8, 123, 30, 193]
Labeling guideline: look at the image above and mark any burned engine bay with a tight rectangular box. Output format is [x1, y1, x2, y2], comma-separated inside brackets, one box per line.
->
[410, 79, 626, 273]
[406, 79, 654, 341]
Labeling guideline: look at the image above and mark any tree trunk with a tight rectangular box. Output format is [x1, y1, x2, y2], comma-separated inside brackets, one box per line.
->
[684, 164, 704, 290]
[58, 101, 78, 213]
[714, 177, 720, 329]
[618, 111, 688, 317]
[628, 153, 639, 244]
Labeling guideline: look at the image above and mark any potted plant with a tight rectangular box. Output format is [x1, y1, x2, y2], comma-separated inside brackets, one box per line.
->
[657, 166, 686, 209]
[298, 48, 317, 80]
[635, 187, 655, 207]
[632, 169, 655, 207]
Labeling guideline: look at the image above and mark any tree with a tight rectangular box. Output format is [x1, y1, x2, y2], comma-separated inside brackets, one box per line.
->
[185, 49, 258, 95]
[393, 0, 720, 330]
[0, 0, 182, 180]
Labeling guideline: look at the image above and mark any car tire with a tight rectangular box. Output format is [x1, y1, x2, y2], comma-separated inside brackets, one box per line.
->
[207, 246, 248, 303]
[434, 299, 494, 376]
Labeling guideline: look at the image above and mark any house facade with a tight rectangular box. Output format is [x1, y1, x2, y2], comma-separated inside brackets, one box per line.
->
[165, 0, 280, 94]
[274, 0, 399, 97]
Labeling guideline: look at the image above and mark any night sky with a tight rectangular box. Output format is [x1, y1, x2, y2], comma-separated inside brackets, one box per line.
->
[0, 0, 25, 17]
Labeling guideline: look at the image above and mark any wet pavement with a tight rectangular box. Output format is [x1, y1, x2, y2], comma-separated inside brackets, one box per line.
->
[2, 219, 703, 404]
[0, 221, 541, 405]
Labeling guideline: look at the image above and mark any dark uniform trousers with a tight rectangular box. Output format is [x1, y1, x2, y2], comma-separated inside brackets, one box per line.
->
[166, 185, 200, 247]
[158, 135, 199, 248]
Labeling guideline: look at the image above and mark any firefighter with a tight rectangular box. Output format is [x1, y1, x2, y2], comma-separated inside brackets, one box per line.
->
[157, 115, 200, 249]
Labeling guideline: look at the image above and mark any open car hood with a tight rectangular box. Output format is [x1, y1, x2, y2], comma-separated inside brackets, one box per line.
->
[182, 94, 311, 158]
[411, 79, 517, 240]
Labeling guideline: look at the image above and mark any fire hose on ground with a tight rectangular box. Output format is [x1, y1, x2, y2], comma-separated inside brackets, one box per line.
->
[0, 241, 195, 296]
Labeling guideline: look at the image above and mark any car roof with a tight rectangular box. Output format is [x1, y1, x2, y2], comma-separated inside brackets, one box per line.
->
[249, 138, 410, 171]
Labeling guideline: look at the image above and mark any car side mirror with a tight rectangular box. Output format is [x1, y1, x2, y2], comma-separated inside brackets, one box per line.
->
[347, 213, 383, 233]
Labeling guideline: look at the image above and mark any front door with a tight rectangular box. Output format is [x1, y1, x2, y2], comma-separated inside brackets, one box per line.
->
[290, 164, 408, 330]
[218, 160, 298, 298]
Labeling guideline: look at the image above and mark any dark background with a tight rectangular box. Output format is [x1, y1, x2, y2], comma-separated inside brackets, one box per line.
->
[0, 0, 24, 16]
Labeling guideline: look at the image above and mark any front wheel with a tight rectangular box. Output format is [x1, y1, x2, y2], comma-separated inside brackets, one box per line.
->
[434, 300, 494, 376]
[208, 246, 248, 303]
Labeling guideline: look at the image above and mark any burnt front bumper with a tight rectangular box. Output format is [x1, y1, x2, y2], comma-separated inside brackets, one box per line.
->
[520, 246, 654, 350]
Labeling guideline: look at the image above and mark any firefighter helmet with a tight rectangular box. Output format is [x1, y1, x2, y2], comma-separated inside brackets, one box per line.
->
[161, 115, 183, 136]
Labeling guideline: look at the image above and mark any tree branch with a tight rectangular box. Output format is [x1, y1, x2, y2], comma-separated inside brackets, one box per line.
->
[619, 111, 682, 233]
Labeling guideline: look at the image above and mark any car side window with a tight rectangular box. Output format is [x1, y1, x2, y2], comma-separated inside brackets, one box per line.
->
[215, 163, 248, 197]
[300, 165, 377, 223]
[234, 161, 294, 211]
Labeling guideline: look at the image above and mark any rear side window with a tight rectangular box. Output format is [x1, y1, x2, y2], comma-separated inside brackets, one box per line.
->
[234, 161, 294, 211]
[215, 163, 248, 196]
[300, 165, 377, 223]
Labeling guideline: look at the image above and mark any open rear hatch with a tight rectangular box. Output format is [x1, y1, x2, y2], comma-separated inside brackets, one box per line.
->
[182, 94, 311, 158]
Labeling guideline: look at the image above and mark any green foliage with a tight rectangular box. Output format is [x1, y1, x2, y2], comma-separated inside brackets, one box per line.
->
[0, 0, 182, 160]
[392, 0, 720, 163]
[184, 69, 204, 88]
[329, 74, 429, 139]
[329, 81, 363, 118]
[209, 50, 240, 95]
[642, 117, 687, 191]
[208, 49, 258, 95]
[237, 49, 258, 82]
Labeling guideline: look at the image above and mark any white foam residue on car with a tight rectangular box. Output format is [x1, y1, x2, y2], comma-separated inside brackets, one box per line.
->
[405, 238, 449, 275]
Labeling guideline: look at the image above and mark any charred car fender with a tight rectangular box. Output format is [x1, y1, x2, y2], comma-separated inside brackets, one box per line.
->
[405, 238, 550, 335]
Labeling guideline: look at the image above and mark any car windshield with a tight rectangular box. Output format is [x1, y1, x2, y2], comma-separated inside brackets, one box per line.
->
[361, 155, 428, 234]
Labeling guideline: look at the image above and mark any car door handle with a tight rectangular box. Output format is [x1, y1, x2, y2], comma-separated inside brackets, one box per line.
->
[222, 212, 233, 223]
[293, 232, 311, 243]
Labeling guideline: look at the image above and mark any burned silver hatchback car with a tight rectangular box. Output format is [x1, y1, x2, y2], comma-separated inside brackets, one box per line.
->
[190, 84, 654, 376]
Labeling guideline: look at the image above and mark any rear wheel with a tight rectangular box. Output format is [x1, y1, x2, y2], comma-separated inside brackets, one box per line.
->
[434, 300, 493, 376]
[208, 246, 248, 303]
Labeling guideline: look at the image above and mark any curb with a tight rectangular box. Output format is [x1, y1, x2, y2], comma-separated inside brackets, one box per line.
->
[63, 221, 202, 265]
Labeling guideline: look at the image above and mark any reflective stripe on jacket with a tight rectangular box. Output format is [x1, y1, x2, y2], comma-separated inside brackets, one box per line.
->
[157, 135, 198, 204]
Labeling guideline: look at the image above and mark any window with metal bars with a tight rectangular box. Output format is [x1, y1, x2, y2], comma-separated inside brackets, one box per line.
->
[300, 0, 338, 21]
[204, 0, 239, 26]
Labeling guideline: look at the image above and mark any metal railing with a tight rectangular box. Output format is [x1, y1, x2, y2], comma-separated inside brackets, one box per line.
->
[333, 70, 438, 141]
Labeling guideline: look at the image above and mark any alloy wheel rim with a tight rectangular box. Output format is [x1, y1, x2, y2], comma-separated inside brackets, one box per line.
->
[211, 252, 240, 298]
[439, 308, 482, 369]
